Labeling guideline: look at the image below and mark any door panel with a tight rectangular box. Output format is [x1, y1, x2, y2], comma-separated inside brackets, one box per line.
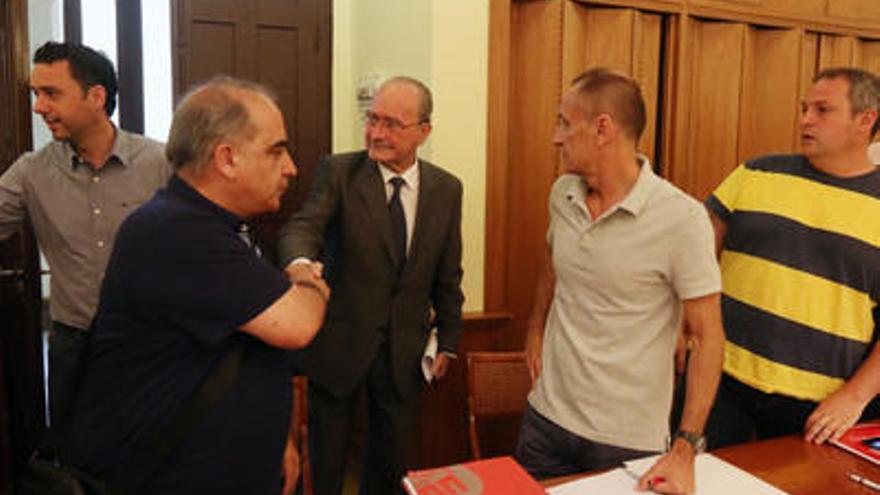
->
[0, 0, 43, 491]
[172, 0, 331, 264]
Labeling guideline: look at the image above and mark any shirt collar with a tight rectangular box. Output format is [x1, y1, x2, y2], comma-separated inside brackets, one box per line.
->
[616, 154, 657, 216]
[66, 126, 132, 170]
[166, 174, 243, 229]
[562, 154, 657, 218]
[377, 158, 420, 190]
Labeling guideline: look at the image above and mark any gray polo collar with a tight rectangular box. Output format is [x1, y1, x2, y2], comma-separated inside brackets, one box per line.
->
[564, 154, 658, 219]
[616, 154, 657, 216]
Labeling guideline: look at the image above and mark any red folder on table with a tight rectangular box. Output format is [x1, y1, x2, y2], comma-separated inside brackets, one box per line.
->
[401, 456, 545, 494]
[831, 422, 880, 465]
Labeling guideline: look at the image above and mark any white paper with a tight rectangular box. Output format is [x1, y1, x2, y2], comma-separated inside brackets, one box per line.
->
[624, 453, 790, 495]
[421, 327, 438, 383]
[548, 454, 790, 494]
[547, 468, 639, 494]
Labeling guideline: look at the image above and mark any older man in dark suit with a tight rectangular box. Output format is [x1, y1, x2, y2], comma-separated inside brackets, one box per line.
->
[277, 76, 464, 495]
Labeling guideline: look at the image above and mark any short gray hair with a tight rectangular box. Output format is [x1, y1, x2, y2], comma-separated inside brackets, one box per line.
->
[814, 67, 880, 138]
[166, 76, 277, 173]
[378, 76, 433, 123]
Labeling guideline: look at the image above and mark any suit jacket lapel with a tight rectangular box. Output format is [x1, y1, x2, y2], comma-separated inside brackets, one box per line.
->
[353, 156, 400, 268]
[404, 160, 437, 278]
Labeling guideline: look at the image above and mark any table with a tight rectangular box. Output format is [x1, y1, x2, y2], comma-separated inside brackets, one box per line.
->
[544, 435, 880, 494]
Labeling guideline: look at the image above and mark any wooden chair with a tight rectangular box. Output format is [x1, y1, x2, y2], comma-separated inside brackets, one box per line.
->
[466, 351, 532, 459]
[292, 375, 313, 495]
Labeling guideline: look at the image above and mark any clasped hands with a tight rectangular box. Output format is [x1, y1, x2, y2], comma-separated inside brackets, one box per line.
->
[285, 261, 330, 301]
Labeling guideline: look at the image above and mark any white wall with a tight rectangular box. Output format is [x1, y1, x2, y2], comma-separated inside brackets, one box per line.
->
[429, 1, 489, 312]
[333, 0, 489, 311]
[28, 0, 63, 150]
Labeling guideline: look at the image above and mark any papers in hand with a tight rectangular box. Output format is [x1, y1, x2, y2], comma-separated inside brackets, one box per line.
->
[422, 327, 438, 383]
[547, 453, 790, 494]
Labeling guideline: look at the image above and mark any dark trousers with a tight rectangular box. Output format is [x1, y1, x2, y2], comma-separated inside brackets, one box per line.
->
[705, 373, 880, 450]
[515, 405, 657, 480]
[308, 344, 421, 495]
[47, 321, 90, 453]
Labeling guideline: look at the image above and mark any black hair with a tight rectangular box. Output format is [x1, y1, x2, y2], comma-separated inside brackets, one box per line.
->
[33, 41, 118, 117]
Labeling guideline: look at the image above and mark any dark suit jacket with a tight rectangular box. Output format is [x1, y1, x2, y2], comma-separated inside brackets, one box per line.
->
[278, 151, 464, 398]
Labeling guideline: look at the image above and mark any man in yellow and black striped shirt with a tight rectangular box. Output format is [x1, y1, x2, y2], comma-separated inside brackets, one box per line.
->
[705, 67, 880, 449]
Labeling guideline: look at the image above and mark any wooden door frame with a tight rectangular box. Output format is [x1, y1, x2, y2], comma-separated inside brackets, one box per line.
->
[0, 0, 41, 491]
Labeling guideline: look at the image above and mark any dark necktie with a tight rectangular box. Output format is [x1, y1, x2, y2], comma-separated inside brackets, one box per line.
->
[389, 177, 407, 271]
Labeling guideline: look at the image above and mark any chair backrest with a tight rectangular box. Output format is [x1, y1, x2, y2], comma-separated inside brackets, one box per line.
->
[466, 351, 532, 459]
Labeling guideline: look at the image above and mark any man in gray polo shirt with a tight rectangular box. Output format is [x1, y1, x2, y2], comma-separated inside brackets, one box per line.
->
[516, 68, 724, 494]
[0, 42, 170, 448]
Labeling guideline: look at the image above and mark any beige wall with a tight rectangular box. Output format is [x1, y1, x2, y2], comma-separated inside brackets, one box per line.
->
[333, 0, 489, 311]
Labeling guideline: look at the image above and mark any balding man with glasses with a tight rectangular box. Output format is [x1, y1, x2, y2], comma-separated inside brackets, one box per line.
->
[278, 76, 464, 495]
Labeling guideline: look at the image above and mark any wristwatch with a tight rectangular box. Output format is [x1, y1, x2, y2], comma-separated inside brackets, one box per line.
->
[670, 430, 706, 454]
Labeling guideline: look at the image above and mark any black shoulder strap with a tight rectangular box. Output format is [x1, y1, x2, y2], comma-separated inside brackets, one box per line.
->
[107, 343, 244, 495]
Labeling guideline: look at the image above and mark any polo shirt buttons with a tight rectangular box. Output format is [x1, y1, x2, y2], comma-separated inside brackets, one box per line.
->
[92, 176, 100, 183]
[93, 207, 101, 215]
[97, 240, 105, 248]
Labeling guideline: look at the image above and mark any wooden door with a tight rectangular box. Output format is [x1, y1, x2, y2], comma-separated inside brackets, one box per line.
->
[171, 0, 332, 263]
[499, 0, 666, 344]
[0, 0, 45, 491]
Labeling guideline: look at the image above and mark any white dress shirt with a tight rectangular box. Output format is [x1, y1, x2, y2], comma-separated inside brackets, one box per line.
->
[377, 160, 419, 255]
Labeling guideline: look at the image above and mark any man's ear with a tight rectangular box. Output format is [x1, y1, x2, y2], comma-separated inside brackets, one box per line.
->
[416, 121, 433, 146]
[212, 143, 238, 179]
[595, 113, 615, 146]
[86, 85, 107, 114]
[859, 109, 878, 138]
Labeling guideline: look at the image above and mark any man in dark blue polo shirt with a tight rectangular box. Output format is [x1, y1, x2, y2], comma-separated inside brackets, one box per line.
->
[69, 77, 328, 494]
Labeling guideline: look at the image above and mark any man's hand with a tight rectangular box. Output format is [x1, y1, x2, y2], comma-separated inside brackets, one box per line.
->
[525, 328, 543, 384]
[286, 261, 330, 302]
[805, 387, 869, 444]
[286, 260, 324, 283]
[281, 440, 300, 495]
[637, 441, 696, 494]
[431, 353, 452, 381]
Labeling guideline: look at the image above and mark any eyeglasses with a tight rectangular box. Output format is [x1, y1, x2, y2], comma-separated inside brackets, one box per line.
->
[364, 111, 426, 131]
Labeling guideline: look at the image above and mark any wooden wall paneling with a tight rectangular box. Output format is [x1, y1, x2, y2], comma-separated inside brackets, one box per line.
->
[562, 3, 635, 83]
[797, 31, 819, 152]
[586, 0, 878, 37]
[690, 0, 762, 10]
[187, 20, 238, 82]
[171, 0, 186, 97]
[0, 0, 41, 489]
[173, 0, 332, 264]
[827, 0, 880, 25]
[417, 312, 514, 467]
[633, 12, 663, 167]
[662, 14, 690, 186]
[560, 3, 663, 166]
[683, 19, 746, 200]
[503, 0, 564, 348]
[255, 23, 300, 166]
[569, 0, 684, 14]
[737, 26, 800, 161]
[761, 0, 826, 17]
[855, 39, 880, 75]
[818, 33, 858, 69]
[485, 0, 512, 311]
[694, 0, 828, 18]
